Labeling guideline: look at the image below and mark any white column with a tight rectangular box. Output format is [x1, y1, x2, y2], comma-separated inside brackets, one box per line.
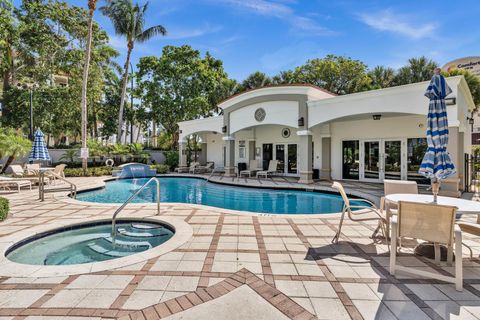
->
[223, 135, 236, 177]
[297, 130, 313, 184]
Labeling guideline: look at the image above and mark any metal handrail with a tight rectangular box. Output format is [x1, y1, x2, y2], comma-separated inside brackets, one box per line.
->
[111, 177, 160, 239]
[39, 171, 77, 201]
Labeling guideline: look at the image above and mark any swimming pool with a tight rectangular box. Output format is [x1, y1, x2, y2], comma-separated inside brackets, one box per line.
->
[76, 177, 365, 215]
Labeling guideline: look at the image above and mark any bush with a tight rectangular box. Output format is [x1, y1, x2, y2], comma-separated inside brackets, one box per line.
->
[64, 166, 113, 177]
[0, 197, 9, 221]
[164, 151, 179, 170]
[150, 164, 170, 174]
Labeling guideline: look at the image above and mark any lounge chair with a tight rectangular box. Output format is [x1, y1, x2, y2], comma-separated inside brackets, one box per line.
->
[0, 177, 32, 192]
[256, 160, 280, 178]
[45, 164, 66, 184]
[381, 180, 418, 236]
[175, 162, 199, 173]
[239, 160, 259, 177]
[331, 181, 387, 244]
[9, 165, 48, 185]
[25, 163, 41, 176]
[192, 162, 214, 174]
[390, 201, 463, 291]
[188, 162, 200, 174]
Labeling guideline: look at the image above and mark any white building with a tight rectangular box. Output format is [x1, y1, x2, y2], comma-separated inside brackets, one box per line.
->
[178, 76, 475, 187]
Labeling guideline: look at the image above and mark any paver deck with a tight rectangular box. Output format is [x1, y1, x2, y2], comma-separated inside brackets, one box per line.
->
[0, 176, 479, 320]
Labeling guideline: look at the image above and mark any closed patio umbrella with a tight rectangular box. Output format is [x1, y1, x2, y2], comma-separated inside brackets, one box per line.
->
[419, 68, 455, 202]
[28, 129, 51, 162]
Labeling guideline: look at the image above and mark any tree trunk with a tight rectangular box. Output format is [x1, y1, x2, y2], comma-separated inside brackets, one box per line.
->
[0, 156, 15, 174]
[117, 44, 133, 144]
[80, 0, 97, 172]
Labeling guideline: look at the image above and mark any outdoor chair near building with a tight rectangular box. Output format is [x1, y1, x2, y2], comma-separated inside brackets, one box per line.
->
[174, 162, 198, 173]
[381, 180, 418, 237]
[458, 215, 480, 259]
[25, 163, 41, 176]
[256, 160, 280, 179]
[0, 177, 32, 192]
[390, 201, 463, 291]
[331, 181, 387, 244]
[45, 164, 66, 184]
[239, 160, 259, 177]
[9, 165, 49, 185]
[192, 162, 214, 174]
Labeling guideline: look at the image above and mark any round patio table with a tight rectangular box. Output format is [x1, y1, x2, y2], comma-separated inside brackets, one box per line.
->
[385, 193, 480, 260]
[385, 193, 480, 214]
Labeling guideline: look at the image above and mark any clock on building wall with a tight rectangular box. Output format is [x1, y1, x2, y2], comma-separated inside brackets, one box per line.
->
[282, 128, 291, 138]
[254, 108, 266, 122]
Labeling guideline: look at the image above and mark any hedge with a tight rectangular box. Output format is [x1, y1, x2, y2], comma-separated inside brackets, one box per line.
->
[150, 164, 170, 174]
[64, 166, 113, 177]
[0, 197, 9, 221]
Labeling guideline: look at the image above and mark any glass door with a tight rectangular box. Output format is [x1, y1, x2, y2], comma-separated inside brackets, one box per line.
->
[275, 144, 285, 173]
[287, 144, 297, 174]
[362, 140, 380, 181]
[383, 140, 403, 180]
[342, 140, 359, 180]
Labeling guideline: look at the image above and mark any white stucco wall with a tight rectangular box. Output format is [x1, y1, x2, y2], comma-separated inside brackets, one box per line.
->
[229, 101, 299, 134]
[204, 132, 224, 168]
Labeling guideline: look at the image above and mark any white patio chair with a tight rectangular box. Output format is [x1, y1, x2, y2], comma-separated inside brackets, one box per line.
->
[382, 180, 418, 236]
[45, 164, 66, 184]
[390, 201, 463, 291]
[0, 177, 32, 192]
[239, 160, 259, 177]
[193, 162, 214, 174]
[256, 160, 279, 178]
[331, 181, 387, 244]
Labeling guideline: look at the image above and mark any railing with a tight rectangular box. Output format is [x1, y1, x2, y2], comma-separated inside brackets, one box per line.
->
[39, 171, 77, 201]
[111, 177, 160, 240]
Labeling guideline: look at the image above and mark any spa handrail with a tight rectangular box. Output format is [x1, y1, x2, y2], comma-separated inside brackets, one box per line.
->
[111, 177, 160, 239]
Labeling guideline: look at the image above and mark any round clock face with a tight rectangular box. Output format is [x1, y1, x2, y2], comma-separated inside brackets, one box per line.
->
[282, 128, 291, 138]
[254, 108, 266, 122]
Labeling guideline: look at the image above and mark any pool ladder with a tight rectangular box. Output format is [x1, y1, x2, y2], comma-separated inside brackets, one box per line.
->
[111, 177, 160, 241]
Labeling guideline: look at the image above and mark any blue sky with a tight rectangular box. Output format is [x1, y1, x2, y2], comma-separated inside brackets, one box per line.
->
[23, 0, 480, 80]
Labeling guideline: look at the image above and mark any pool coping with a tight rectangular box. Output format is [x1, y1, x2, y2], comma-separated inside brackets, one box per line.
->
[0, 216, 193, 277]
[55, 175, 376, 219]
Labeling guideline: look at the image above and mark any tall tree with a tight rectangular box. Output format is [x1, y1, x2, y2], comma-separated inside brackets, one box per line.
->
[241, 71, 272, 91]
[368, 66, 395, 89]
[80, 0, 97, 171]
[100, 0, 166, 143]
[394, 56, 438, 85]
[294, 55, 371, 95]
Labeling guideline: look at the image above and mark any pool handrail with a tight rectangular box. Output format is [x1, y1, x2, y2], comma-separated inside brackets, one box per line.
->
[111, 177, 160, 240]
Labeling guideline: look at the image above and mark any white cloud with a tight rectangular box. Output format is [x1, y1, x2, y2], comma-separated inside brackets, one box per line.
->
[261, 41, 324, 72]
[224, 0, 292, 17]
[165, 24, 223, 40]
[291, 16, 336, 36]
[358, 10, 437, 39]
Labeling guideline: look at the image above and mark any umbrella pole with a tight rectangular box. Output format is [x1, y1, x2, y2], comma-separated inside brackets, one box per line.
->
[432, 177, 440, 204]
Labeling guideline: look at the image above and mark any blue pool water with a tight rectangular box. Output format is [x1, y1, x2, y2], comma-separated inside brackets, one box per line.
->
[76, 177, 364, 215]
[6, 221, 174, 265]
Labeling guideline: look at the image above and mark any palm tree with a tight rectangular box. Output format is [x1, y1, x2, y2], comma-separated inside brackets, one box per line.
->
[100, 0, 166, 144]
[394, 57, 438, 85]
[368, 66, 395, 89]
[80, 0, 97, 172]
[0, 131, 32, 174]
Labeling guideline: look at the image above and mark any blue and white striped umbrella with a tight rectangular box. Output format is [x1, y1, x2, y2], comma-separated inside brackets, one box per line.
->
[28, 129, 51, 162]
[419, 72, 455, 180]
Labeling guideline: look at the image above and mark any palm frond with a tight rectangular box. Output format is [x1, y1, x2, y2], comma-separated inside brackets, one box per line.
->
[137, 25, 166, 43]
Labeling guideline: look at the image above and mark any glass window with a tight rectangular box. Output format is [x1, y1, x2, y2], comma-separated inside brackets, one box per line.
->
[384, 141, 402, 180]
[342, 140, 359, 180]
[276, 144, 285, 173]
[288, 144, 297, 174]
[407, 138, 429, 184]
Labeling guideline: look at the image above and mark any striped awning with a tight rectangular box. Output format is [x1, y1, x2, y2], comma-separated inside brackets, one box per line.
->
[419, 73, 455, 180]
[28, 129, 51, 162]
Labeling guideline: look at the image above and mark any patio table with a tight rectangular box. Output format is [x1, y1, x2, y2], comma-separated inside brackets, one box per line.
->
[385, 193, 480, 260]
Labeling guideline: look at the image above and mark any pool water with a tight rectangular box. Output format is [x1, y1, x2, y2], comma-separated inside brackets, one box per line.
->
[76, 177, 365, 215]
[6, 221, 174, 265]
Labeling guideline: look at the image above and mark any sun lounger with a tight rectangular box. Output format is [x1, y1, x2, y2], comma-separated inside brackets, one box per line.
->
[240, 160, 260, 177]
[192, 162, 214, 174]
[0, 177, 32, 192]
[256, 160, 280, 178]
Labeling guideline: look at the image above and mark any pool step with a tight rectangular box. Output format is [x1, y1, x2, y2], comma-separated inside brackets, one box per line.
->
[88, 244, 132, 257]
[103, 236, 152, 249]
[131, 223, 163, 230]
[117, 227, 169, 238]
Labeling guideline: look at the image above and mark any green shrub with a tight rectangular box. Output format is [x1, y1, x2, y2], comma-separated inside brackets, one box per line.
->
[164, 151, 179, 170]
[150, 164, 170, 174]
[0, 197, 9, 221]
[64, 166, 113, 177]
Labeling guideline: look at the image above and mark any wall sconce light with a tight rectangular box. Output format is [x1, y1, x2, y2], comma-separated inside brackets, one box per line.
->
[445, 97, 456, 105]
[222, 125, 227, 133]
[298, 117, 305, 127]
[468, 117, 474, 126]
[372, 114, 381, 120]
[179, 129, 182, 134]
